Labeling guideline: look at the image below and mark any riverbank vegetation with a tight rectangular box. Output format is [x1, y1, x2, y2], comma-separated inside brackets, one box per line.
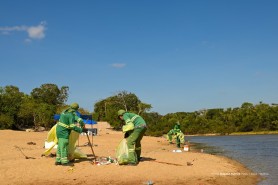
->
[0, 84, 89, 130]
[229, 130, 278, 135]
[1, 84, 277, 136]
[94, 92, 278, 136]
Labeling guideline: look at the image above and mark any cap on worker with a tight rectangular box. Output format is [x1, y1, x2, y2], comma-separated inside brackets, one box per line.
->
[70, 102, 79, 110]
[117, 109, 126, 117]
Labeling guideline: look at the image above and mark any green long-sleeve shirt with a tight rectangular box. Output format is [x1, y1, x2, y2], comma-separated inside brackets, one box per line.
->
[56, 108, 84, 139]
[167, 128, 184, 142]
[122, 112, 146, 132]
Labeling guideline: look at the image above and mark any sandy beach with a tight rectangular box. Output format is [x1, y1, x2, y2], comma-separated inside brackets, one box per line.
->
[0, 122, 260, 185]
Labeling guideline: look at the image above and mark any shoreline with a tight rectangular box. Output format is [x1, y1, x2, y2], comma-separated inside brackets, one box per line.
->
[188, 134, 277, 184]
[184, 142, 263, 184]
[210, 154, 262, 184]
[0, 125, 261, 185]
[186, 130, 278, 137]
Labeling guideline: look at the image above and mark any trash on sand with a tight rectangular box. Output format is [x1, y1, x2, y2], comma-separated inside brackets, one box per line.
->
[41, 153, 56, 157]
[44, 141, 57, 149]
[96, 156, 117, 165]
[172, 149, 182, 153]
[27, 142, 36, 145]
[143, 180, 154, 185]
[67, 167, 74, 172]
[183, 144, 189, 151]
[187, 162, 193, 166]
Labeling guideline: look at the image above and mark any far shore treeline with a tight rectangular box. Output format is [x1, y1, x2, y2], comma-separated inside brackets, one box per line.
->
[0, 83, 278, 136]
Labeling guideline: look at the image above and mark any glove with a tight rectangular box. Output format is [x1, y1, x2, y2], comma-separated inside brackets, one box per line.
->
[124, 132, 130, 138]
[82, 128, 88, 133]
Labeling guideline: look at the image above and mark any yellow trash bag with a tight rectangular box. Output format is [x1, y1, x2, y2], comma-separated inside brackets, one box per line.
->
[43, 124, 58, 156]
[68, 129, 87, 159]
[115, 139, 129, 165]
[43, 124, 87, 159]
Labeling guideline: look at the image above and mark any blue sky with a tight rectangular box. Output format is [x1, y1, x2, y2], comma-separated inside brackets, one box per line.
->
[1, 0, 277, 115]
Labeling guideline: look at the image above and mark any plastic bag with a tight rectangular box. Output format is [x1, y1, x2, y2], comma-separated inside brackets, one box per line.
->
[68, 130, 79, 159]
[115, 139, 129, 165]
[46, 124, 58, 142]
[74, 147, 87, 159]
[43, 124, 58, 156]
[43, 124, 87, 159]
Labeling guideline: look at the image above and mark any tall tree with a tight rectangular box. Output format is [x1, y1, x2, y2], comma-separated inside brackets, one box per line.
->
[0, 85, 24, 129]
[30, 83, 69, 105]
[93, 91, 152, 128]
[138, 103, 152, 115]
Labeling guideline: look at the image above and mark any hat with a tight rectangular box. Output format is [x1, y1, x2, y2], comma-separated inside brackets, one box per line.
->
[70, 103, 79, 110]
[117, 109, 126, 117]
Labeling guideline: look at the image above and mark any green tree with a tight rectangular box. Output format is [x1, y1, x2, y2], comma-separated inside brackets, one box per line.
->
[27, 84, 69, 129]
[31, 83, 69, 105]
[17, 95, 36, 128]
[34, 103, 56, 129]
[93, 91, 152, 129]
[0, 114, 14, 129]
[18, 96, 56, 129]
[143, 112, 163, 136]
[138, 102, 152, 115]
[0, 85, 24, 129]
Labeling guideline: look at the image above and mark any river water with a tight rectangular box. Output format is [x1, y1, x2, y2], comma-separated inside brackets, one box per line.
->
[187, 134, 278, 185]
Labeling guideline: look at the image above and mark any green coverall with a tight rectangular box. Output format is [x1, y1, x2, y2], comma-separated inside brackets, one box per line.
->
[56, 108, 84, 165]
[167, 126, 185, 148]
[122, 112, 147, 165]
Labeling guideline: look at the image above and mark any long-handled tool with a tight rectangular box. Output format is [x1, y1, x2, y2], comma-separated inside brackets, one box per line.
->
[14, 145, 35, 159]
[150, 160, 183, 166]
[85, 132, 96, 163]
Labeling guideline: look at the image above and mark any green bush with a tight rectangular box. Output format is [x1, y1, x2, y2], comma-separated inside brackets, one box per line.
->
[0, 114, 14, 129]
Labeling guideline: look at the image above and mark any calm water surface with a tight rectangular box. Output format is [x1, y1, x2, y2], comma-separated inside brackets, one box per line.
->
[187, 134, 278, 185]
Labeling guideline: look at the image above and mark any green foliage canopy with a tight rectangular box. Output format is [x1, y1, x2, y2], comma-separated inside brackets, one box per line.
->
[0, 84, 69, 130]
[1, 84, 277, 136]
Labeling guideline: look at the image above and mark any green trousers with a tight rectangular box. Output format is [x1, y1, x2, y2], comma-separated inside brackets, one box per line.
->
[168, 134, 182, 148]
[56, 138, 69, 164]
[126, 127, 147, 164]
[176, 137, 181, 148]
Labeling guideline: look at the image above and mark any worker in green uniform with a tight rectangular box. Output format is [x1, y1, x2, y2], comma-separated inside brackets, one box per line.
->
[55, 103, 86, 166]
[118, 109, 147, 165]
[167, 123, 185, 148]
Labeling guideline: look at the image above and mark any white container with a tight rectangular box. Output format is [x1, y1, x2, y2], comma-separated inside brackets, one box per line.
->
[44, 141, 57, 149]
[184, 145, 189, 151]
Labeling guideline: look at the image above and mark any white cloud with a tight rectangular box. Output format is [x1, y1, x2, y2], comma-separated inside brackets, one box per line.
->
[0, 25, 27, 32]
[27, 24, 45, 39]
[0, 22, 46, 40]
[111, 63, 126, 68]
[1, 31, 11, 35]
